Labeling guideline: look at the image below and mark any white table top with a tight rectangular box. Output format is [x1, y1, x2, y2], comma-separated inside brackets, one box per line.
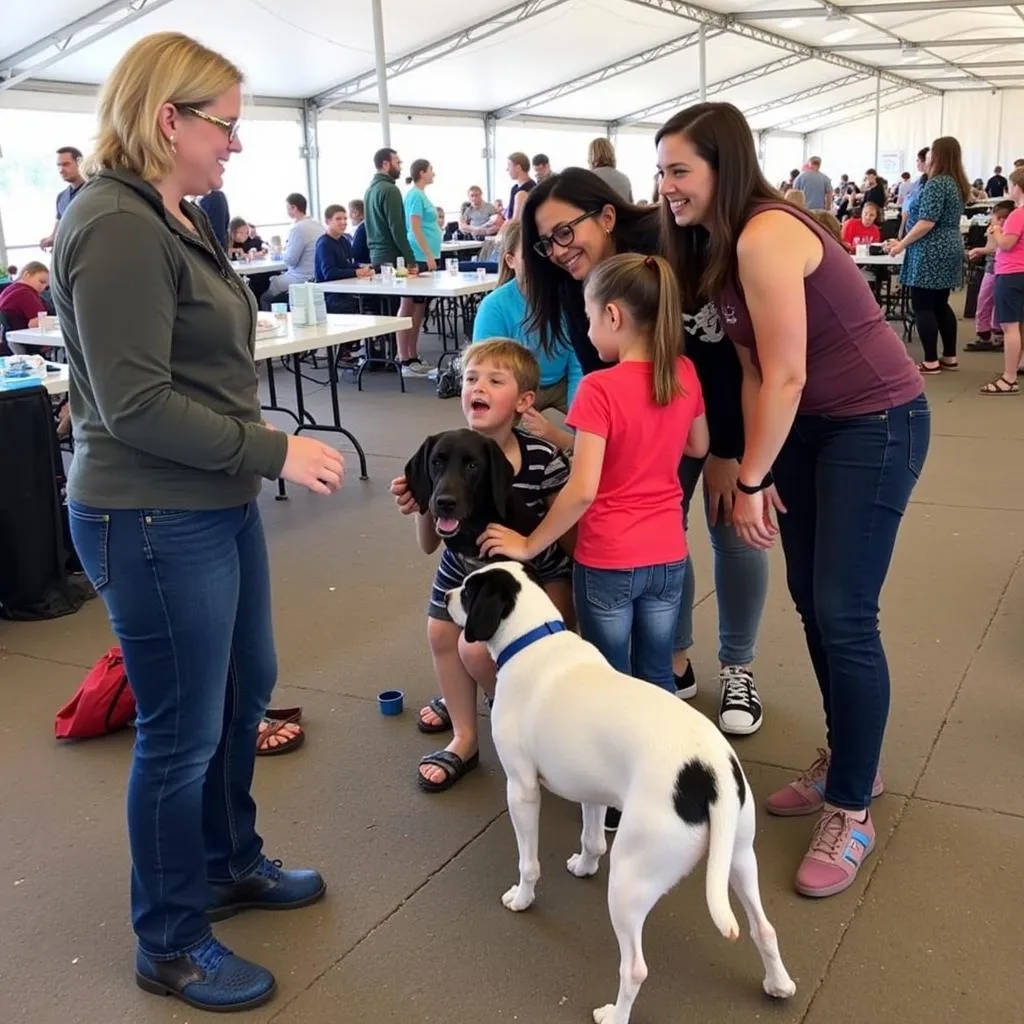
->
[317, 270, 499, 298]
[12, 313, 412, 396]
[440, 240, 485, 253]
[851, 252, 904, 266]
[230, 258, 288, 276]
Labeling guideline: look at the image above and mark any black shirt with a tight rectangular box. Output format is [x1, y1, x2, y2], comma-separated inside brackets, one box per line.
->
[986, 175, 1008, 198]
[863, 184, 886, 209]
[507, 178, 535, 218]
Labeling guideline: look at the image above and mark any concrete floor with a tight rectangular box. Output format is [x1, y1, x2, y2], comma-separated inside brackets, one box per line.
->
[2, 325, 1023, 1024]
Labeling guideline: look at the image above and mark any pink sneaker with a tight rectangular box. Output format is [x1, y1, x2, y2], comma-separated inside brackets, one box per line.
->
[795, 805, 875, 897]
[765, 748, 884, 817]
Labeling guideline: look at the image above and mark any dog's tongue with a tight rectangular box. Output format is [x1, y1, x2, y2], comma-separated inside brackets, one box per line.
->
[436, 517, 460, 534]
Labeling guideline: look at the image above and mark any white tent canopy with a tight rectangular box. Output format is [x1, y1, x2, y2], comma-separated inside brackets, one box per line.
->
[1, 0, 1022, 255]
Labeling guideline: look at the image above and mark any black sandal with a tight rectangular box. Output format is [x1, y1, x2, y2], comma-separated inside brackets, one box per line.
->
[416, 696, 452, 734]
[417, 749, 480, 793]
[980, 375, 1019, 395]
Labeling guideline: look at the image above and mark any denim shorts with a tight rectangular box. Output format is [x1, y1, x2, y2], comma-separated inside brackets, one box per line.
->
[994, 272, 1024, 326]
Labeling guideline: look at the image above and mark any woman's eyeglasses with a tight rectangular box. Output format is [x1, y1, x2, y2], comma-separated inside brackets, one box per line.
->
[177, 105, 241, 143]
[532, 210, 599, 257]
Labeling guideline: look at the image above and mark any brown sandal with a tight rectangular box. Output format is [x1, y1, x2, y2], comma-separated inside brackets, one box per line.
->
[980, 376, 1019, 395]
[257, 709, 304, 756]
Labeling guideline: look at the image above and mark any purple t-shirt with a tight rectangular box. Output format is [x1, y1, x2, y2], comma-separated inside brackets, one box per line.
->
[716, 202, 923, 417]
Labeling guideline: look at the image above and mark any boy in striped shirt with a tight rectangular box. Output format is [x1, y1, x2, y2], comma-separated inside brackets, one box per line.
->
[391, 340, 575, 792]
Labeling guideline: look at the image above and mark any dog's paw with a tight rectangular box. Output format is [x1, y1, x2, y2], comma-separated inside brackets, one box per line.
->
[593, 1005, 621, 1024]
[501, 884, 535, 912]
[566, 852, 600, 877]
[763, 974, 797, 999]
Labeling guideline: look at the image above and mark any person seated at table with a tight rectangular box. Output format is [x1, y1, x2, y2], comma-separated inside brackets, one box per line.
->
[471, 219, 581, 417]
[349, 198, 370, 263]
[842, 200, 882, 252]
[314, 204, 373, 314]
[458, 185, 502, 238]
[0, 261, 49, 331]
[970, 179, 989, 204]
[227, 216, 261, 259]
[247, 222, 268, 253]
[259, 192, 324, 310]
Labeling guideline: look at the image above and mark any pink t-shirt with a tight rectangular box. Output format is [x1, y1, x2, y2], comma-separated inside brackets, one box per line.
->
[565, 357, 704, 570]
[995, 206, 1024, 275]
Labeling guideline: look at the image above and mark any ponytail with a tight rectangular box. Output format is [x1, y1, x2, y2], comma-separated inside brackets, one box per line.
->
[585, 252, 684, 406]
[649, 255, 683, 406]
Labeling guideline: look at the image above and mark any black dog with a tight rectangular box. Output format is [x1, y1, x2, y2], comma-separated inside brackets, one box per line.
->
[404, 430, 540, 559]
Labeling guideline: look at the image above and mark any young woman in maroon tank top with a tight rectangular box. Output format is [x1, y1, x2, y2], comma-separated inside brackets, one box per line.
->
[655, 102, 930, 899]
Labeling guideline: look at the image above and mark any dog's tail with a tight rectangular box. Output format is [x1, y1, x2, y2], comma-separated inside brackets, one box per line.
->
[705, 761, 741, 942]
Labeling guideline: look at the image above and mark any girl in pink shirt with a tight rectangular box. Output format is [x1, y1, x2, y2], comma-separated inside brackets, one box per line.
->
[981, 168, 1024, 394]
[481, 253, 708, 696]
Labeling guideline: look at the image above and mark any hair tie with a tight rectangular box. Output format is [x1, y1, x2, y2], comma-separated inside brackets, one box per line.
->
[644, 255, 656, 269]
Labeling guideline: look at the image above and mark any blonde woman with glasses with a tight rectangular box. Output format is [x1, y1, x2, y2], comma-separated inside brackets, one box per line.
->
[51, 32, 342, 1012]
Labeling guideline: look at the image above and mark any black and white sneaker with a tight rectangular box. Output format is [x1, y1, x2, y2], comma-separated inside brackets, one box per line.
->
[717, 666, 762, 736]
[674, 661, 697, 700]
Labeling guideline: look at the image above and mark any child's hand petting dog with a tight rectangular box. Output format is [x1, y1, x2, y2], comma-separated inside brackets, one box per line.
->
[390, 475, 420, 515]
[478, 523, 531, 561]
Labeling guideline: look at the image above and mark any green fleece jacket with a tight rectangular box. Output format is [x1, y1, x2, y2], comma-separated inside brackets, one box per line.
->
[364, 171, 416, 266]
[50, 169, 287, 509]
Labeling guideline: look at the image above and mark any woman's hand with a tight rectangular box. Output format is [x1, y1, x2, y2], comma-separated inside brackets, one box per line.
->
[885, 239, 903, 256]
[390, 475, 419, 515]
[478, 524, 532, 561]
[519, 407, 555, 443]
[280, 436, 344, 495]
[702, 455, 740, 526]
[425, 256, 437, 272]
[732, 485, 787, 550]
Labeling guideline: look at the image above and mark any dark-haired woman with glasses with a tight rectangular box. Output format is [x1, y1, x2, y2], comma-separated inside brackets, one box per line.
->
[656, 101, 928, 899]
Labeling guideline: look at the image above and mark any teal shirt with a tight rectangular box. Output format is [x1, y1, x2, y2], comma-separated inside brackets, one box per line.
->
[472, 278, 583, 403]
[900, 175, 965, 290]
[404, 186, 442, 263]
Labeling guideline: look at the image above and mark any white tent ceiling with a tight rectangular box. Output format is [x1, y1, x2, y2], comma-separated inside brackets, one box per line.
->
[2, 0, 1024, 134]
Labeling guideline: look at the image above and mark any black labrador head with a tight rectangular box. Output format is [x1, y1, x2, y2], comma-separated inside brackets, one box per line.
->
[404, 429, 514, 549]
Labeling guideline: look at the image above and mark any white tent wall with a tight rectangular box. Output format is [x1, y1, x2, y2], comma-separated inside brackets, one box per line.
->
[805, 91, 1024, 185]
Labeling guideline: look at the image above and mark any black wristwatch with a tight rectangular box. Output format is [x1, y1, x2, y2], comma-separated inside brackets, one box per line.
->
[737, 472, 774, 495]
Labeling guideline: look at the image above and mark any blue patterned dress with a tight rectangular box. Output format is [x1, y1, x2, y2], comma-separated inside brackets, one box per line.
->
[900, 175, 965, 290]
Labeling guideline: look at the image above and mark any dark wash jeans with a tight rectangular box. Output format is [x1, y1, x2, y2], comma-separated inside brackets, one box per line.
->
[772, 394, 930, 811]
[69, 501, 277, 958]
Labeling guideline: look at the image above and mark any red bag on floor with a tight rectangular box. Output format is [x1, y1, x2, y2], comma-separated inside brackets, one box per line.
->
[54, 647, 136, 739]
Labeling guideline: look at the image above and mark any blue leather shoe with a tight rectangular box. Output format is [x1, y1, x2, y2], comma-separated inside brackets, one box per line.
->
[208, 856, 326, 921]
[135, 937, 276, 1012]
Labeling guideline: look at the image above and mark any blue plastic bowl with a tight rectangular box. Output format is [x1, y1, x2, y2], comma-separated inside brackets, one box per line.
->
[377, 689, 405, 716]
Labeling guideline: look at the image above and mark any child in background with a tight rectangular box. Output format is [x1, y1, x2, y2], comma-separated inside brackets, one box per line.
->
[390, 341, 575, 793]
[966, 199, 1014, 352]
[481, 254, 709, 832]
[981, 170, 1024, 394]
[841, 200, 882, 252]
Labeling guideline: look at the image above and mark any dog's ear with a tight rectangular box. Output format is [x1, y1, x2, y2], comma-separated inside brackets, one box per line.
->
[485, 438, 514, 520]
[463, 569, 521, 644]
[404, 435, 439, 512]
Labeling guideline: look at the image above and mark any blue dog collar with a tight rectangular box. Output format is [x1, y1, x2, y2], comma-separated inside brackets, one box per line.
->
[495, 620, 567, 671]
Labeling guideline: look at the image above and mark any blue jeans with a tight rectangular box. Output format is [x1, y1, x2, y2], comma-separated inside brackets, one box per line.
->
[573, 561, 686, 693]
[68, 501, 277, 958]
[772, 395, 930, 811]
[674, 455, 770, 665]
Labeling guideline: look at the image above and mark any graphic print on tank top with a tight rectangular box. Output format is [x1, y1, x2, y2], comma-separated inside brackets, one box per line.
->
[683, 301, 725, 345]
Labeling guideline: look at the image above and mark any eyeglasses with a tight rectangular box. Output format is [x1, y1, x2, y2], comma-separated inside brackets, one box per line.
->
[532, 210, 599, 257]
[177, 105, 241, 143]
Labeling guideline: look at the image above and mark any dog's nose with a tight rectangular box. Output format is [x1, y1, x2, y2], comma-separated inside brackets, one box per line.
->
[434, 495, 456, 516]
